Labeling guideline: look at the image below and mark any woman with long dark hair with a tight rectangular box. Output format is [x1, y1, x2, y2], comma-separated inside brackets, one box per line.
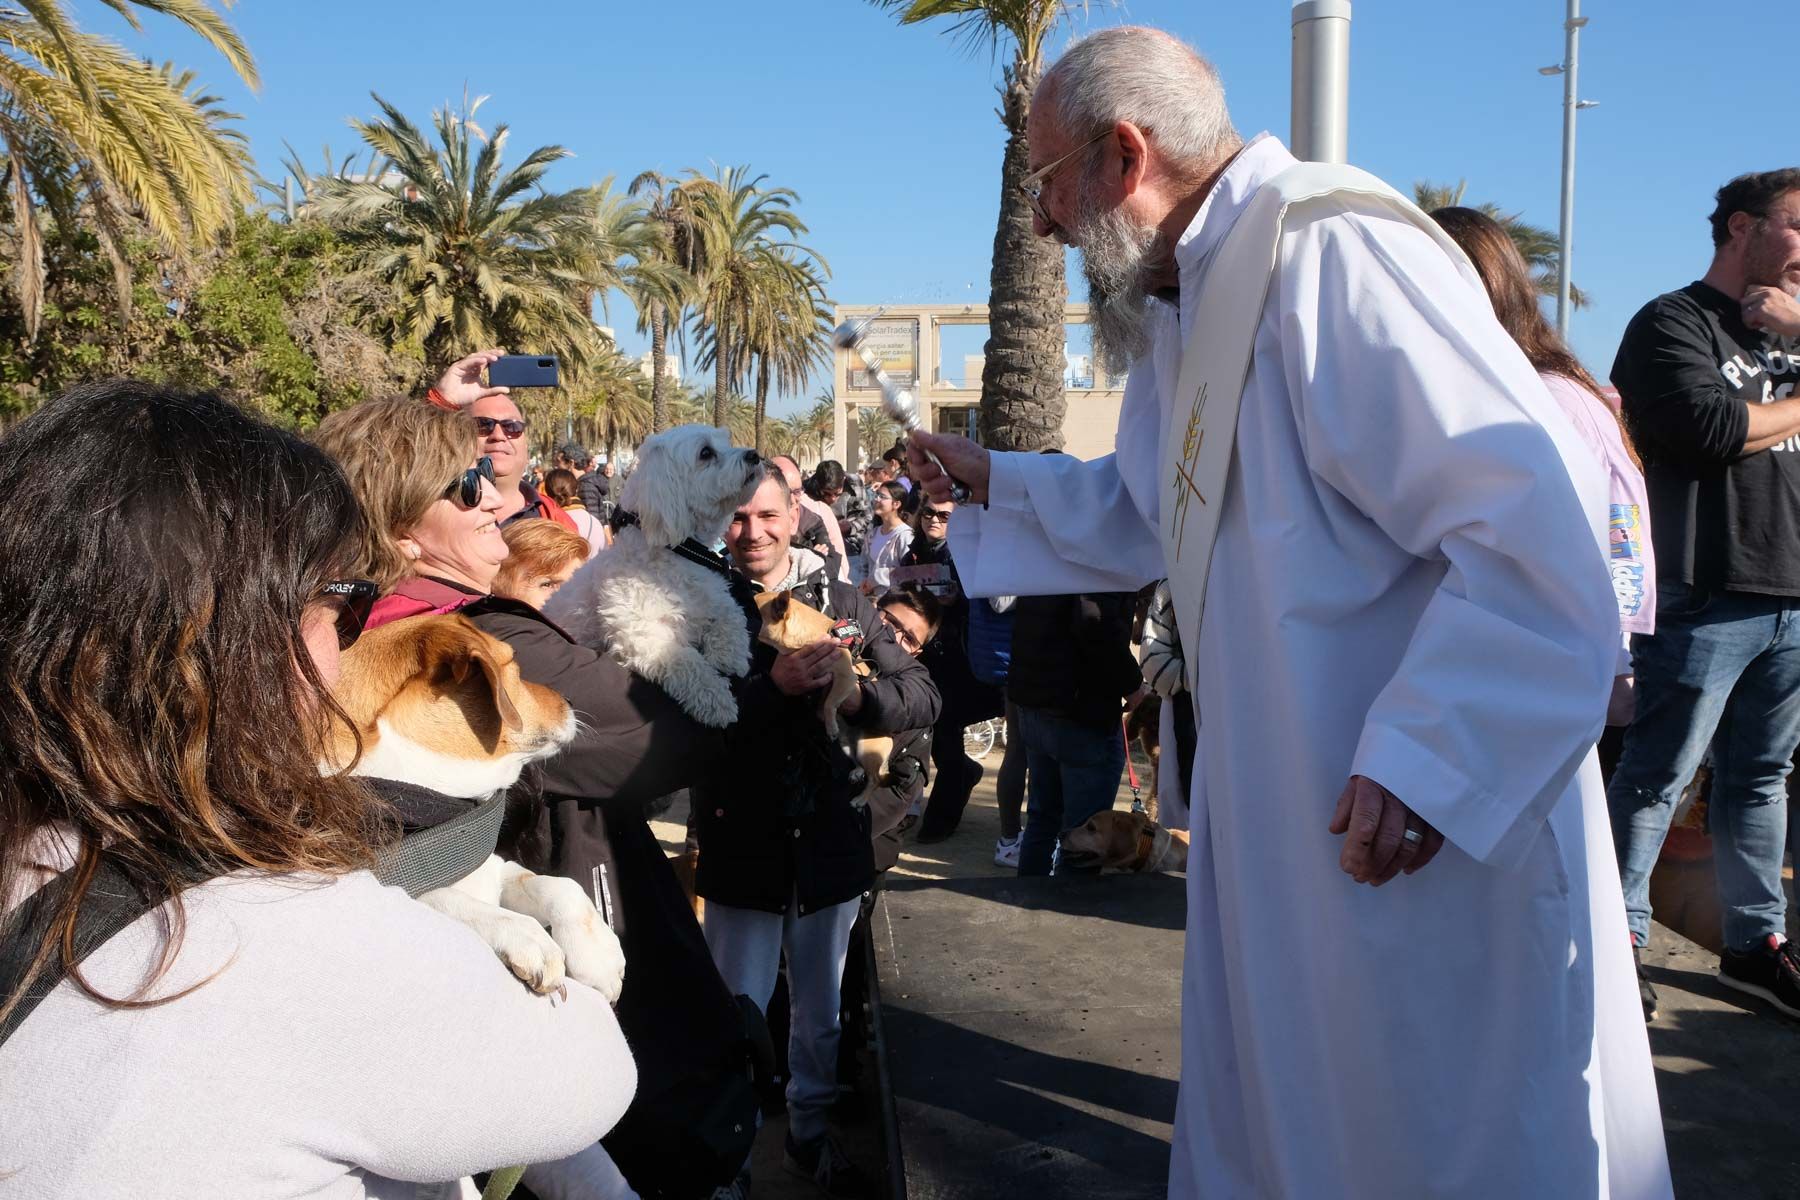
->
[0, 381, 633, 1196]
[1431, 206, 1656, 730]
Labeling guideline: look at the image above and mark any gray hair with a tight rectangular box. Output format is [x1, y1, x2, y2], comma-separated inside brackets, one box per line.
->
[1038, 26, 1237, 173]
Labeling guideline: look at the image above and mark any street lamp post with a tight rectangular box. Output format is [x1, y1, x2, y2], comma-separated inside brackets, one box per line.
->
[1539, 1, 1599, 339]
[1291, 0, 1351, 164]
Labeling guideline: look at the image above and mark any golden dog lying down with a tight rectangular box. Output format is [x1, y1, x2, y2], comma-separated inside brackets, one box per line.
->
[1058, 809, 1190, 874]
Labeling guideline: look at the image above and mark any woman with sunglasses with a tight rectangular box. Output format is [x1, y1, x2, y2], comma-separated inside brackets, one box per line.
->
[314, 395, 512, 626]
[0, 382, 634, 1195]
[316, 394, 756, 1200]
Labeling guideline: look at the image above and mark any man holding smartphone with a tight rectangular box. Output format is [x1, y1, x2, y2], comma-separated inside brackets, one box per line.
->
[428, 349, 578, 533]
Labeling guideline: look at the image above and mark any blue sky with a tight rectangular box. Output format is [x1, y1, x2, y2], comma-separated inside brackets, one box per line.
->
[104, 0, 1786, 417]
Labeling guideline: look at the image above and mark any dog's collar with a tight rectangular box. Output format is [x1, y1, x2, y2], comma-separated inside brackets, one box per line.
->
[670, 538, 731, 576]
[1133, 825, 1157, 871]
[613, 509, 732, 578]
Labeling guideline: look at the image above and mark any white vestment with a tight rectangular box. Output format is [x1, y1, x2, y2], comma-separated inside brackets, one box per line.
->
[951, 135, 1671, 1199]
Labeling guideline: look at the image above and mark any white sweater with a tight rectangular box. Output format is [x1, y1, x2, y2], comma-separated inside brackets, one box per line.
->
[0, 863, 636, 1198]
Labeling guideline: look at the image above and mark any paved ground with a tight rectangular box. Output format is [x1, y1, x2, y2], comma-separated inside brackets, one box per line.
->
[659, 751, 1800, 1199]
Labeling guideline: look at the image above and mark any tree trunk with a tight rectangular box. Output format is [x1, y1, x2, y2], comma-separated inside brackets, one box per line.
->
[648, 304, 670, 432]
[753, 355, 770, 454]
[713, 332, 732, 430]
[977, 52, 1068, 453]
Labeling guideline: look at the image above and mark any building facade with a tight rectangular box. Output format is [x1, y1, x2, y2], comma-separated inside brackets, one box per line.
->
[829, 302, 1126, 467]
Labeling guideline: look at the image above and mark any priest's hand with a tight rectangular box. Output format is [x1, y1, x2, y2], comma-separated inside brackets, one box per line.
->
[434, 348, 511, 408]
[1329, 775, 1444, 886]
[1742, 286, 1800, 338]
[906, 430, 990, 505]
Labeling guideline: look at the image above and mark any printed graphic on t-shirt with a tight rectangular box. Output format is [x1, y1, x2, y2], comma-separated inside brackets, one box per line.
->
[1722, 345, 1800, 451]
[1608, 502, 1647, 619]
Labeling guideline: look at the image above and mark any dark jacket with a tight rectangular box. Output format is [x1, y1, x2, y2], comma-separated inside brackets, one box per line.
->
[463, 596, 753, 1198]
[579, 469, 613, 519]
[464, 595, 722, 805]
[692, 551, 940, 915]
[898, 535, 1002, 729]
[794, 506, 844, 584]
[1005, 591, 1141, 730]
[869, 724, 932, 873]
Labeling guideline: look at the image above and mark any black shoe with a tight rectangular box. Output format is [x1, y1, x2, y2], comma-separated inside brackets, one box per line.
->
[1718, 934, 1800, 1020]
[912, 824, 955, 845]
[1634, 946, 1658, 1022]
[783, 1131, 875, 1199]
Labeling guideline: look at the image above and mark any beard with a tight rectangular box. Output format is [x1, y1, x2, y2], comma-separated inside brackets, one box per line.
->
[1745, 224, 1800, 295]
[1073, 174, 1168, 375]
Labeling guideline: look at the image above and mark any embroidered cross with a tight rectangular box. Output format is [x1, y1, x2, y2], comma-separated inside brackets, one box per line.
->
[1168, 381, 1209, 560]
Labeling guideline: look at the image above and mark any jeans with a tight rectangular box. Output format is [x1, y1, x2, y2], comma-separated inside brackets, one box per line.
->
[1607, 583, 1800, 950]
[1016, 705, 1126, 876]
[702, 893, 861, 1143]
[996, 701, 1028, 840]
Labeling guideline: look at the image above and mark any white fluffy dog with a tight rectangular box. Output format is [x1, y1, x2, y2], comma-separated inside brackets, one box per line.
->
[547, 425, 762, 727]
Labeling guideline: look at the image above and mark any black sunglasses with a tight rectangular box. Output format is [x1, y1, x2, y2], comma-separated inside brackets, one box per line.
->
[446, 456, 497, 507]
[919, 508, 953, 522]
[475, 416, 528, 439]
[318, 579, 377, 650]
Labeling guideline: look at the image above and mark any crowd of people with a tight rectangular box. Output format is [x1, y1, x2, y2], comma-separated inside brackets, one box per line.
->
[1, 19, 1796, 1200]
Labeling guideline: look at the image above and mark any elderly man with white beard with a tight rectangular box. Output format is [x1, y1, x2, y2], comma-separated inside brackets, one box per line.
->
[905, 26, 1671, 1200]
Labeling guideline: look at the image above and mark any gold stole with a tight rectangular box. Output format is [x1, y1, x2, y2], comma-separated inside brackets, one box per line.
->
[1158, 162, 1475, 691]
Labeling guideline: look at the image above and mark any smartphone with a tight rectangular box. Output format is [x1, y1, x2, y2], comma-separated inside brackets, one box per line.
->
[487, 354, 561, 388]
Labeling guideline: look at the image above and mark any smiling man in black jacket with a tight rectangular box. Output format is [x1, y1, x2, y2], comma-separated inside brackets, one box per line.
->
[693, 463, 939, 1198]
[1608, 167, 1800, 1024]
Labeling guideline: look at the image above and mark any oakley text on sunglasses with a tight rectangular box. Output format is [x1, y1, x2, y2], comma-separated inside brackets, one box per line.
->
[318, 579, 377, 650]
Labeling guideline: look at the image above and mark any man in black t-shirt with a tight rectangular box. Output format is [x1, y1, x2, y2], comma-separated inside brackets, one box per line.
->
[1608, 168, 1800, 1024]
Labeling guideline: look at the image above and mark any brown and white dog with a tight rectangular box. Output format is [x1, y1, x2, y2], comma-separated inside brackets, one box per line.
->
[322, 615, 625, 999]
[1058, 809, 1190, 874]
[754, 588, 892, 809]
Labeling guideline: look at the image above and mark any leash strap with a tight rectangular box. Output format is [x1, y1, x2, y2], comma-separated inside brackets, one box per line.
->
[0, 858, 198, 1050]
[1123, 717, 1145, 815]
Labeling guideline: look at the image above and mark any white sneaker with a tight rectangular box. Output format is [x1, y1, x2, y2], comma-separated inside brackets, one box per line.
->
[993, 834, 1022, 868]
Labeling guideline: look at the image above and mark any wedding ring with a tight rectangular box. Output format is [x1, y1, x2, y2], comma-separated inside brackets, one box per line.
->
[1401, 827, 1424, 845]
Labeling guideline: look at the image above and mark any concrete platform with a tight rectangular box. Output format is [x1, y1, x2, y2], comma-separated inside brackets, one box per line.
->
[869, 776, 1800, 1200]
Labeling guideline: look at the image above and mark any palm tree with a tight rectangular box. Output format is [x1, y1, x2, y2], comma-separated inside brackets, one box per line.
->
[306, 93, 606, 376]
[628, 169, 704, 434]
[1413, 179, 1587, 308]
[704, 251, 832, 454]
[872, 1, 1090, 452]
[585, 344, 652, 462]
[855, 405, 900, 469]
[0, 2, 260, 337]
[806, 392, 837, 461]
[679, 165, 823, 430]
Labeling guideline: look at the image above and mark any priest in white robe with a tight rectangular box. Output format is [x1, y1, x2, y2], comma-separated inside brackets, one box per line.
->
[906, 27, 1671, 1200]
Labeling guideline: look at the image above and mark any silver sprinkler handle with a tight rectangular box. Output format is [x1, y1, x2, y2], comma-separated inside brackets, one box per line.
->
[840, 329, 971, 503]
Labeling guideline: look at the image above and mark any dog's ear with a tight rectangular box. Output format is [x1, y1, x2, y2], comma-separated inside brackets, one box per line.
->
[761, 590, 791, 624]
[423, 618, 525, 734]
[619, 428, 688, 546]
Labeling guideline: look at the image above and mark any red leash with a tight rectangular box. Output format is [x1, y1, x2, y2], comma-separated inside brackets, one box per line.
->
[1122, 717, 1144, 813]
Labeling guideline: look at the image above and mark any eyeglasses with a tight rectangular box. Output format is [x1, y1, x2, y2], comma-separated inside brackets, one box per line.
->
[318, 579, 377, 650]
[919, 508, 952, 523]
[1018, 127, 1114, 226]
[475, 416, 528, 439]
[445, 456, 496, 507]
[879, 608, 923, 655]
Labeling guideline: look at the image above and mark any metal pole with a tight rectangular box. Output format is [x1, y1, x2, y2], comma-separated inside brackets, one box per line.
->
[1554, 0, 1583, 338]
[1291, 0, 1352, 164]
